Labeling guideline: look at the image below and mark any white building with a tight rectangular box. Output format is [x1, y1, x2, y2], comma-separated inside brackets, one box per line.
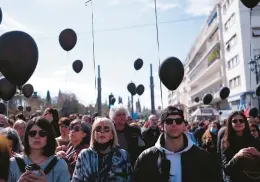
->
[168, 0, 260, 112]
[219, 0, 260, 110]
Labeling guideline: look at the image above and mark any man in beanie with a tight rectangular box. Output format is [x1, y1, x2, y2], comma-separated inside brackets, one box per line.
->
[133, 106, 220, 182]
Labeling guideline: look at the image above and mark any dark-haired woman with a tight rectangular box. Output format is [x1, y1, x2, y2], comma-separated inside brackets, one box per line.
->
[0, 134, 11, 182]
[221, 111, 260, 182]
[8, 117, 70, 182]
[250, 123, 260, 140]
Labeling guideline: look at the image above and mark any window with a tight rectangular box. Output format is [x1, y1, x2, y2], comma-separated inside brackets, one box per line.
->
[226, 34, 237, 51]
[227, 55, 239, 69]
[223, 0, 234, 14]
[229, 76, 241, 88]
[252, 28, 260, 37]
[224, 13, 235, 31]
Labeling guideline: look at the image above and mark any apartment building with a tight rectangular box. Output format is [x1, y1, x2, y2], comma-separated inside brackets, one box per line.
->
[219, 0, 260, 110]
[168, 0, 260, 112]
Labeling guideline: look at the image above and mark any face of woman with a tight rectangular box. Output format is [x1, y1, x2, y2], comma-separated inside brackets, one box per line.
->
[94, 122, 113, 144]
[250, 126, 259, 138]
[69, 124, 86, 144]
[231, 115, 245, 133]
[59, 124, 69, 137]
[28, 125, 48, 150]
[15, 123, 25, 137]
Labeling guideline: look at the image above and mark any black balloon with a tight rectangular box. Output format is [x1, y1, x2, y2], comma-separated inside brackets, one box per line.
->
[127, 82, 136, 95]
[240, 0, 260, 9]
[18, 105, 23, 111]
[203, 94, 213, 105]
[22, 84, 34, 98]
[256, 84, 260, 96]
[111, 97, 116, 105]
[219, 87, 230, 100]
[219, 111, 222, 115]
[134, 58, 143, 70]
[159, 57, 184, 91]
[0, 77, 16, 101]
[0, 102, 5, 114]
[136, 84, 145, 96]
[72, 60, 83, 73]
[194, 97, 199, 103]
[26, 106, 31, 112]
[59, 29, 77, 51]
[0, 7, 2, 25]
[0, 31, 38, 85]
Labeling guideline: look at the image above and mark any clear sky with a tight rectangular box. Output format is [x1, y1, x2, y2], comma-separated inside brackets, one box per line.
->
[0, 0, 215, 110]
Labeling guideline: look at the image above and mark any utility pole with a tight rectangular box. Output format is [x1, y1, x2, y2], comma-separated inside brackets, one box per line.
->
[150, 64, 155, 114]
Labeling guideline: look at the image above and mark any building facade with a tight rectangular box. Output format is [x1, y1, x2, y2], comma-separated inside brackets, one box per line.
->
[219, 0, 260, 110]
[168, 0, 260, 113]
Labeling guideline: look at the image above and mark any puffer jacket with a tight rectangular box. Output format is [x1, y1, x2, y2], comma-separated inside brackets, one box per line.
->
[71, 146, 132, 182]
[134, 134, 221, 182]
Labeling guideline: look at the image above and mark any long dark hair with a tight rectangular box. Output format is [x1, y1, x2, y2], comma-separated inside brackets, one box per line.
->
[24, 117, 57, 157]
[222, 111, 250, 150]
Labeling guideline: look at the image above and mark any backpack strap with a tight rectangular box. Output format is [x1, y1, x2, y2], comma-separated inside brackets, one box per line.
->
[44, 156, 59, 175]
[15, 157, 26, 173]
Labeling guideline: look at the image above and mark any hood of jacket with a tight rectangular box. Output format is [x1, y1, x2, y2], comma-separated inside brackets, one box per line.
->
[155, 133, 194, 155]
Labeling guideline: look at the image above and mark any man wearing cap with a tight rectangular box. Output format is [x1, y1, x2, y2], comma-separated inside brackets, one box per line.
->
[134, 106, 220, 182]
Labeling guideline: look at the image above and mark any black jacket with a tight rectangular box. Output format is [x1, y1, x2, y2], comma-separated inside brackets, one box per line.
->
[123, 124, 145, 166]
[221, 135, 260, 182]
[142, 127, 161, 149]
[134, 134, 221, 182]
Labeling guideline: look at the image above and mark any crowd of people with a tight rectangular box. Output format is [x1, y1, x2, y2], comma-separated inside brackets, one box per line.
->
[0, 104, 260, 182]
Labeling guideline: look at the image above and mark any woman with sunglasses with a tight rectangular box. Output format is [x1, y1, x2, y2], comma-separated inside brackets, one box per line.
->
[56, 119, 90, 177]
[71, 117, 132, 182]
[221, 111, 260, 182]
[8, 117, 70, 182]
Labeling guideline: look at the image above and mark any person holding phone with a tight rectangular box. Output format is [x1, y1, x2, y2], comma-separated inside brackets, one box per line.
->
[8, 117, 70, 182]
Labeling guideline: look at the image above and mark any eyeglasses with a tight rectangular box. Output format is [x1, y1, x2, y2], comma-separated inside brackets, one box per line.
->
[28, 130, 48, 137]
[0, 123, 4, 127]
[251, 129, 257, 132]
[95, 126, 111, 133]
[69, 125, 81, 132]
[232, 119, 245, 124]
[165, 118, 184, 125]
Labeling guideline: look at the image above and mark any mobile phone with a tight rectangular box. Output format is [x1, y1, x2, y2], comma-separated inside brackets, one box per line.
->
[25, 164, 42, 176]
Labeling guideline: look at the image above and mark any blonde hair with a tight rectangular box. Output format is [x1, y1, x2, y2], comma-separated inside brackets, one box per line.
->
[90, 117, 119, 149]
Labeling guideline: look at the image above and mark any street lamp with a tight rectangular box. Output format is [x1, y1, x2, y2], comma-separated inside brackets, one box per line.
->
[249, 54, 260, 112]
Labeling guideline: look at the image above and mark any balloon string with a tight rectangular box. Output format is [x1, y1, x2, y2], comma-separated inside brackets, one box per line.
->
[91, 0, 97, 89]
[153, 0, 164, 109]
[65, 52, 69, 85]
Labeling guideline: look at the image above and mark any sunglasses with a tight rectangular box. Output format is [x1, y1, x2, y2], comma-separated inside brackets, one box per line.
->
[28, 130, 48, 137]
[165, 118, 184, 125]
[251, 129, 257, 132]
[232, 119, 245, 124]
[95, 126, 111, 133]
[69, 125, 81, 132]
[0, 123, 4, 127]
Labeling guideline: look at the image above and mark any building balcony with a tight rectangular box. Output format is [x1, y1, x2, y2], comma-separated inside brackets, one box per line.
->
[189, 57, 221, 87]
[189, 71, 223, 97]
[188, 18, 219, 66]
[187, 38, 220, 76]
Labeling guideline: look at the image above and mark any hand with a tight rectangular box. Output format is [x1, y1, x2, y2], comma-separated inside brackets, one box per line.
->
[234, 148, 254, 159]
[26, 170, 47, 182]
[56, 151, 66, 158]
[61, 145, 68, 151]
[56, 146, 63, 152]
[247, 147, 260, 157]
[18, 171, 33, 182]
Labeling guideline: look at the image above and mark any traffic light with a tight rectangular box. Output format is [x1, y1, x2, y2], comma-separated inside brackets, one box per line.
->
[109, 94, 116, 107]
